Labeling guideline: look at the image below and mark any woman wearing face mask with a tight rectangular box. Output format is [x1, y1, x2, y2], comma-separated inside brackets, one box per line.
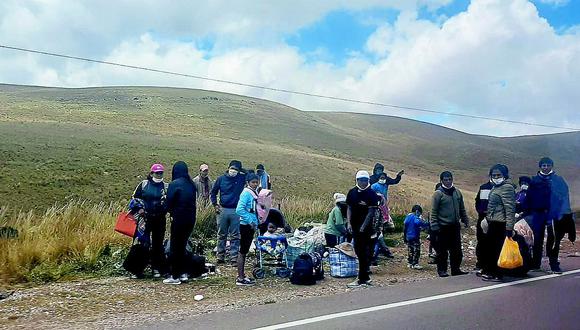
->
[515, 176, 531, 215]
[370, 170, 404, 200]
[325, 193, 348, 248]
[131, 163, 168, 279]
[481, 164, 517, 282]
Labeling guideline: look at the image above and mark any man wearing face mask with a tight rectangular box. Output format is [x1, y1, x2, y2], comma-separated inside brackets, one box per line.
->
[193, 164, 214, 206]
[346, 170, 381, 288]
[131, 163, 169, 278]
[210, 160, 247, 265]
[430, 171, 469, 277]
[524, 157, 573, 274]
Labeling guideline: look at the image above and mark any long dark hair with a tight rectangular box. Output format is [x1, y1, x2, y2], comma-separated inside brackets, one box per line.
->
[338, 202, 348, 219]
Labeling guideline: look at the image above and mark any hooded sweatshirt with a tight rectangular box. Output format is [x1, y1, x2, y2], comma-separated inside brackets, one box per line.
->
[486, 179, 517, 231]
[166, 161, 197, 219]
[236, 187, 259, 227]
[369, 163, 385, 185]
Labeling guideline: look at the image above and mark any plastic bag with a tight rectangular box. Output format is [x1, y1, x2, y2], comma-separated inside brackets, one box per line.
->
[497, 237, 524, 269]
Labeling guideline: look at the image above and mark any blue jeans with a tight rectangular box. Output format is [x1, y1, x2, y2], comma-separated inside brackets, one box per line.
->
[530, 212, 548, 269]
[217, 208, 240, 262]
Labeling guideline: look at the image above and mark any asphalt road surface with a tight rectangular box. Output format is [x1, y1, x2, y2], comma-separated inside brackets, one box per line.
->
[145, 257, 580, 330]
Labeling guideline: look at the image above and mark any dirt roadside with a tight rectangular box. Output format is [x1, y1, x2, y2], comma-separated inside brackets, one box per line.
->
[1, 235, 578, 330]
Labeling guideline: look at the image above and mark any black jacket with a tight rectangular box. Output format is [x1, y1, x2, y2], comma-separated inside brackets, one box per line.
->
[522, 174, 551, 216]
[132, 177, 167, 216]
[475, 181, 494, 217]
[167, 161, 197, 221]
[369, 163, 385, 185]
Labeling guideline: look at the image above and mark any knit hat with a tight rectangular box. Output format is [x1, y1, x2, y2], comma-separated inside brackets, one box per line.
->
[256, 164, 265, 170]
[489, 164, 509, 179]
[333, 193, 346, 203]
[228, 160, 242, 171]
[538, 157, 554, 167]
[246, 173, 259, 182]
[355, 170, 370, 180]
[519, 176, 531, 185]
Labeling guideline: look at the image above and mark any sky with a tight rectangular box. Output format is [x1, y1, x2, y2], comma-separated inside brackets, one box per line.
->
[0, 0, 579, 136]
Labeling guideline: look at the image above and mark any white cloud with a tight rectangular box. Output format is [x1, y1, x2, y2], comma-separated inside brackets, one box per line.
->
[537, 0, 570, 7]
[0, 0, 579, 136]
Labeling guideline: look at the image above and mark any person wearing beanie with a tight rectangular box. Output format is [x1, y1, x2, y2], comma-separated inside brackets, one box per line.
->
[210, 160, 247, 265]
[325, 193, 348, 248]
[480, 164, 517, 282]
[129, 163, 169, 279]
[515, 176, 531, 215]
[430, 171, 469, 277]
[524, 157, 572, 274]
[193, 164, 214, 206]
[235, 173, 261, 286]
[346, 170, 381, 288]
[256, 164, 272, 191]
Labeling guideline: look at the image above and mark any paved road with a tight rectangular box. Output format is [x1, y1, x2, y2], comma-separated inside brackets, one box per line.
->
[145, 257, 580, 330]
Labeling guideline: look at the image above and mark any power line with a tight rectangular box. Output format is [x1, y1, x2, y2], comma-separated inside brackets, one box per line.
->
[1, 44, 578, 131]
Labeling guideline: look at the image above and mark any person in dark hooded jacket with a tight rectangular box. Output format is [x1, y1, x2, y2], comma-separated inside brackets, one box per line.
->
[163, 161, 197, 285]
[369, 163, 404, 186]
[474, 179, 494, 271]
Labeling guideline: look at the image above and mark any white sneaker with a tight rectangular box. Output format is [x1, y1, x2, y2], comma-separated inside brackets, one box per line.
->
[347, 280, 362, 288]
[407, 263, 413, 268]
[412, 264, 423, 270]
[163, 277, 181, 285]
[152, 270, 161, 278]
[180, 274, 189, 282]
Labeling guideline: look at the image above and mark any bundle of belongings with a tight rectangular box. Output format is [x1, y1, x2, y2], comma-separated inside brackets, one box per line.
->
[328, 242, 359, 278]
[287, 224, 326, 266]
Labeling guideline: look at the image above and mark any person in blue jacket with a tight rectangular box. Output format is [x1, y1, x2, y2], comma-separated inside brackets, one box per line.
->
[163, 161, 197, 285]
[404, 205, 430, 269]
[524, 157, 572, 274]
[210, 160, 246, 265]
[370, 170, 404, 200]
[235, 173, 261, 286]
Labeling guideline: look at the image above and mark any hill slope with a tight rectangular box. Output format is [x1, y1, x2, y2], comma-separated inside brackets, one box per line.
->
[0, 84, 578, 212]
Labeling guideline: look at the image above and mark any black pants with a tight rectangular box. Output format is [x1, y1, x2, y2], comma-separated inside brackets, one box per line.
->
[482, 221, 506, 277]
[475, 214, 486, 269]
[353, 231, 373, 283]
[169, 216, 195, 278]
[145, 213, 167, 272]
[546, 218, 567, 267]
[530, 212, 547, 269]
[325, 233, 340, 248]
[435, 224, 463, 274]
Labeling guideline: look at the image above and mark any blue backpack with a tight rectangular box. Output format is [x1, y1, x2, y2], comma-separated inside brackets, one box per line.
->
[290, 253, 316, 285]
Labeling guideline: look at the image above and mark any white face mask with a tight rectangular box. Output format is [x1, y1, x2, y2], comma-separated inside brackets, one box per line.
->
[378, 179, 387, 184]
[521, 184, 529, 190]
[492, 178, 505, 185]
[152, 177, 163, 183]
[228, 169, 239, 177]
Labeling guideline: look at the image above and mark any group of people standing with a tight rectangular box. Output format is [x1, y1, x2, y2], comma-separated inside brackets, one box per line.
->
[128, 156, 573, 288]
[129, 160, 271, 285]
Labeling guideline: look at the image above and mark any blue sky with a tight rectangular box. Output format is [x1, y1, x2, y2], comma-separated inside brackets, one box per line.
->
[286, 0, 579, 65]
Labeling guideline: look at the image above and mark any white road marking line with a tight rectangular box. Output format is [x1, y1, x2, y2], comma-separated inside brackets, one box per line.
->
[254, 269, 580, 330]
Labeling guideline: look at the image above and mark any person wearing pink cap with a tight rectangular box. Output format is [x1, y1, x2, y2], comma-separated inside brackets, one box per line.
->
[131, 163, 169, 278]
[193, 164, 214, 206]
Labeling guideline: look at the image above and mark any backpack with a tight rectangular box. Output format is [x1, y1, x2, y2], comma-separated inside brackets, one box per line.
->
[290, 253, 316, 285]
[123, 240, 150, 275]
[308, 252, 324, 281]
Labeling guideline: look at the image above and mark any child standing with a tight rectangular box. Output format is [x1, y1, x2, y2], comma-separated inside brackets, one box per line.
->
[404, 205, 429, 269]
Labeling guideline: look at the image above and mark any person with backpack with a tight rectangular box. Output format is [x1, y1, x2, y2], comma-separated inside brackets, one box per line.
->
[474, 178, 494, 272]
[404, 205, 429, 269]
[481, 164, 517, 282]
[163, 161, 197, 285]
[193, 164, 214, 206]
[235, 173, 261, 286]
[524, 157, 573, 274]
[346, 170, 380, 288]
[256, 164, 271, 191]
[130, 163, 168, 278]
[210, 160, 246, 265]
[430, 171, 469, 277]
[325, 193, 348, 248]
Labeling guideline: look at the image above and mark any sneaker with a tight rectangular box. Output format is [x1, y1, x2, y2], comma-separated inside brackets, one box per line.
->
[365, 278, 373, 285]
[152, 270, 161, 278]
[130, 274, 140, 279]
[481, 274, 502, 282]
[236, 277, 256, 286]
[475, 269, 483, 277]
[407, 263, 413, 268]
[163, 277, 181, 285]
[180, 274, 189, 282]
[412, 264, 423, 270]
[550, 265, 563, 274]
[347, 280, 363, 288]
[438, 271, 449, 278]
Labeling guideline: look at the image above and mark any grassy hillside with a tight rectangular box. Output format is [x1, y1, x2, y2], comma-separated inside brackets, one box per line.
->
[0, 84, 578, 213]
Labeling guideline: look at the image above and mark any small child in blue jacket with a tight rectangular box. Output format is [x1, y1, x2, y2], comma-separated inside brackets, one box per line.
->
[404, 205, 429, 269]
